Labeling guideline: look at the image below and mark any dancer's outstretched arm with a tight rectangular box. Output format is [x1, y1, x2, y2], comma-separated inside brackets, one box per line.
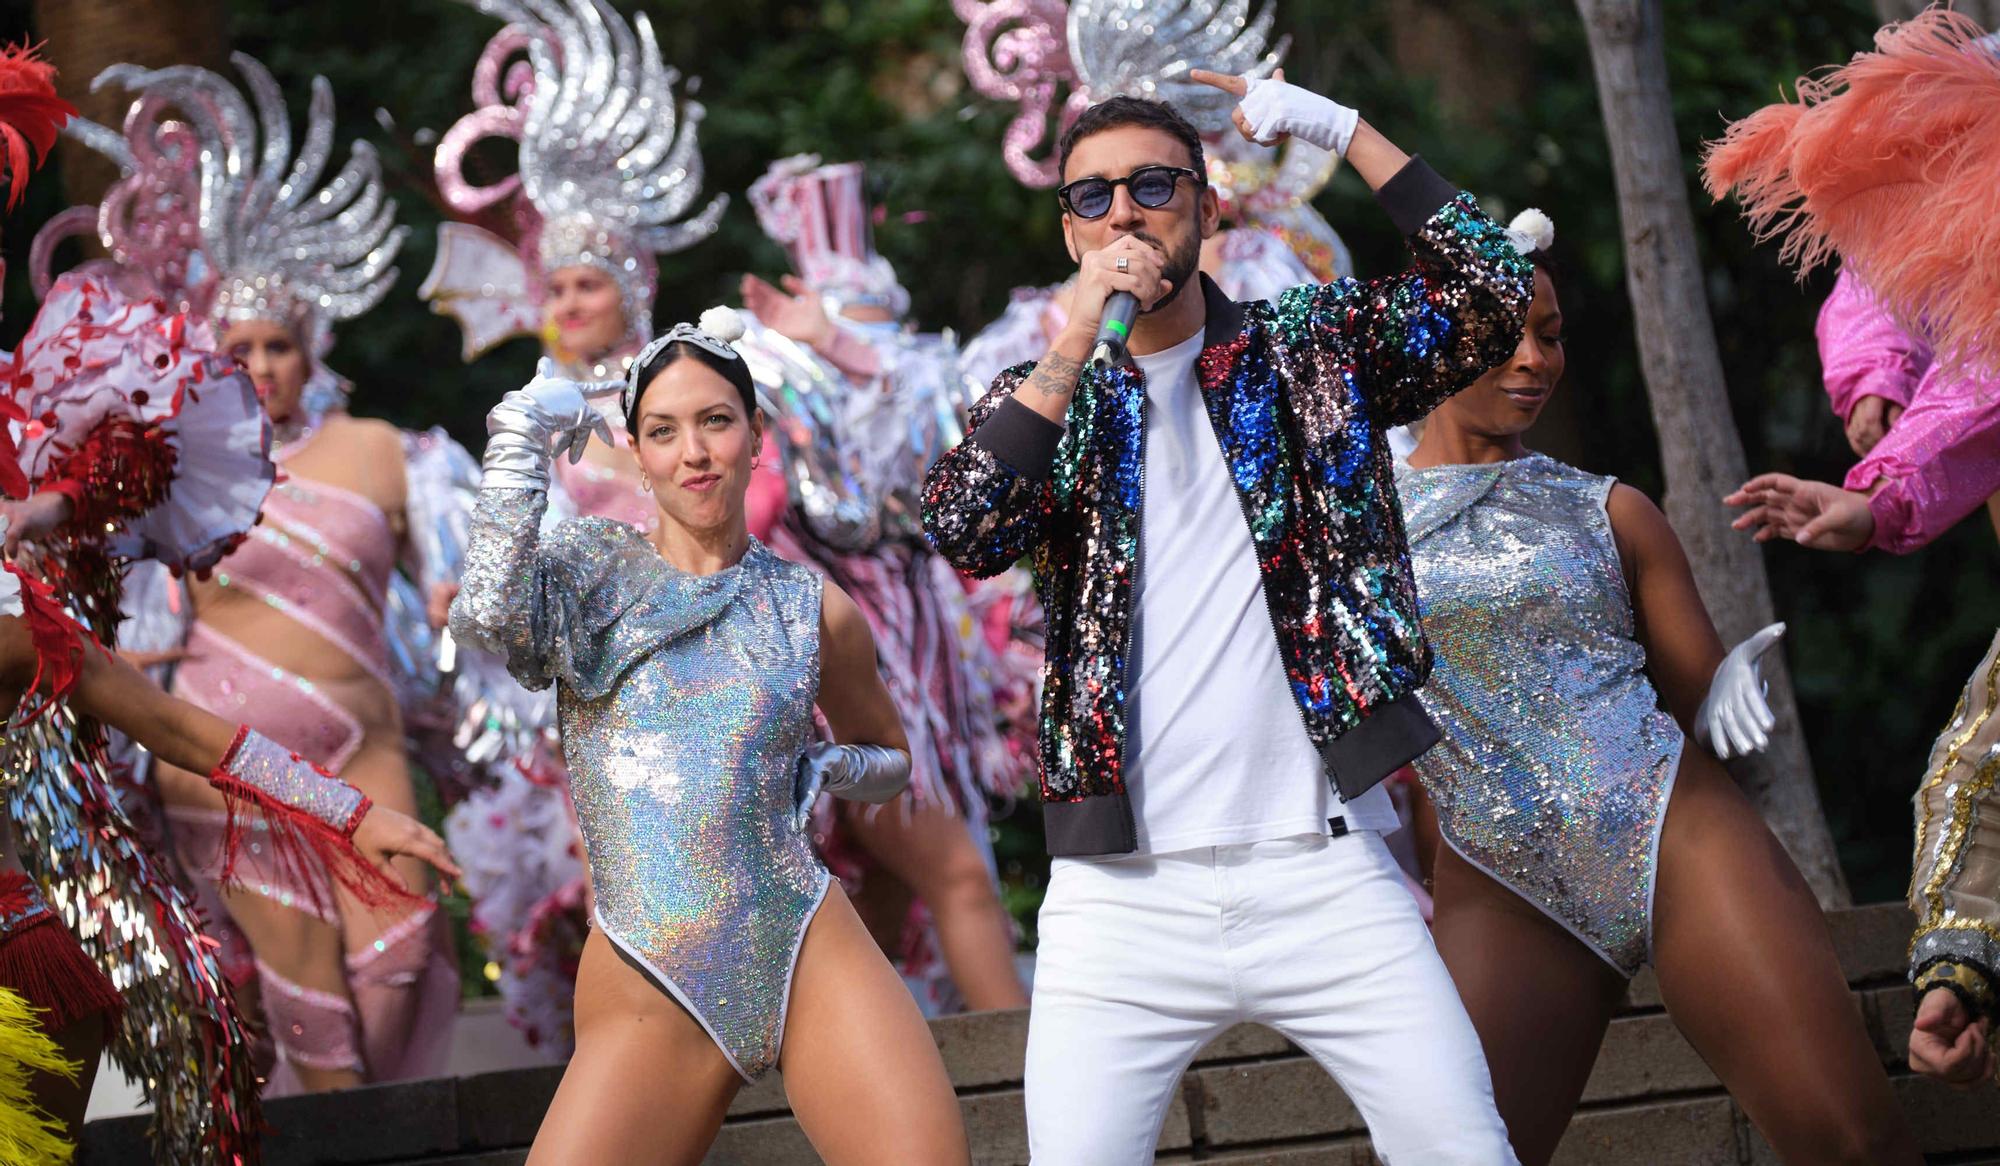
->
[0, 603, 458, 886]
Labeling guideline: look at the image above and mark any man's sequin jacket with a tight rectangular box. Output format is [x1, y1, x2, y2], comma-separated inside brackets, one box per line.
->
[922, 158, 1533, 857]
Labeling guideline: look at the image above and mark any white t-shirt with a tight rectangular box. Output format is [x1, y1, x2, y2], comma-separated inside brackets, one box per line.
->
[1120, 328, 1398, 855]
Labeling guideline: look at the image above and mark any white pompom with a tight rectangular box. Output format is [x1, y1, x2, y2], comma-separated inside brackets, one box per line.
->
[698, 305, 746, 343]
[1505, 208, 1555, 254]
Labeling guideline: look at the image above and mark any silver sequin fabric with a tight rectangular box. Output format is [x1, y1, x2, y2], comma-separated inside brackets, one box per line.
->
[451, 488, 828, 1078]
[1396, 453, 1682, 975]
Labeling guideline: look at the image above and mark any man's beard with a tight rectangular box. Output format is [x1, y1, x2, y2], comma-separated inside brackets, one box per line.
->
[1130, 228, 1203, 314]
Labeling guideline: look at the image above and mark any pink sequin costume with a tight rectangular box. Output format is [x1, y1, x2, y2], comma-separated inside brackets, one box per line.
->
[425, 0, 728, 1054]
[1818, 269, 2000, 554]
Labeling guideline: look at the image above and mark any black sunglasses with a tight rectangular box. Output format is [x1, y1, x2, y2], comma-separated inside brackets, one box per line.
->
[1057, 165, 1202, 220]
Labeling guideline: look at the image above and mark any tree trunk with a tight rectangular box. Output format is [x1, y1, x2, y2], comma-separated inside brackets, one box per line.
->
[1574, 0, 1851, 907]
[31, 0, 227, 210]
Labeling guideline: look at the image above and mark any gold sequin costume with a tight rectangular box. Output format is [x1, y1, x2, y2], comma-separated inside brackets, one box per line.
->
[1909, 631, 2000, 1021]
[1397, 454, 1683, 975]
[450, 487, 829, 1079]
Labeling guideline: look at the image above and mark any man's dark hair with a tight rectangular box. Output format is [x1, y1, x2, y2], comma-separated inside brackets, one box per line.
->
[1056, 96, 1207, 186]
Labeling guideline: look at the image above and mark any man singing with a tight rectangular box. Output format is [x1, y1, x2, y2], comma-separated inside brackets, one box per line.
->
[923, 71, 1530, 1162]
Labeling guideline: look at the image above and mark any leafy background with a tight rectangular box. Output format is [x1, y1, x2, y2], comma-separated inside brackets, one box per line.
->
[3, 0, 1991, 962]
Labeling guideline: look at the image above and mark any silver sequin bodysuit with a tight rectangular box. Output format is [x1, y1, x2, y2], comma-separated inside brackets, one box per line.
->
[1396, 453, 1683, 975]
[451, 487, 828, 1078]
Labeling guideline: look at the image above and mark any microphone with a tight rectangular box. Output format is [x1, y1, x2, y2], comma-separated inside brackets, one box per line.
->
[1089, 292, 1139, 369]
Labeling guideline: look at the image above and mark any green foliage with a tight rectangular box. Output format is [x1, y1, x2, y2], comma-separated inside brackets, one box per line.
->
[5, 0, 1988, 934]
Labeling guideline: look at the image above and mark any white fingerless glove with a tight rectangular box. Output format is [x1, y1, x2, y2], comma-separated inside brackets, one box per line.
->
[480, 357, 616, 491]
[1696, 622, 1786, 760]
[1237, 77, 1360, 156]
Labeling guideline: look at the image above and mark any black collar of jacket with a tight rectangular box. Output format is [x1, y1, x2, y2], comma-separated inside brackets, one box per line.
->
[1197, 271, 1246, 350]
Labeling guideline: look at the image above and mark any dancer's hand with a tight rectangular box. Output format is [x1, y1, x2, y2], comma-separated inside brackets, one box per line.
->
[1845, 394, 1903, 457]
[741, 273, 832, 350]
[352, 803, 462, 886]
[1725, 473, 1876, 551]
[482, 358, 614, 489]
[0, 492, 73, 558]
[1190, 67, 1359, 157]
[1694, 622, 1783, 759]
[427, 582, 460, 630]
[1909, 987, 1995, 1087]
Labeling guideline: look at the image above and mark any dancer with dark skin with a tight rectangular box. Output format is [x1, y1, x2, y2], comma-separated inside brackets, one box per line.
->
[1405, 264, 1919, 1166]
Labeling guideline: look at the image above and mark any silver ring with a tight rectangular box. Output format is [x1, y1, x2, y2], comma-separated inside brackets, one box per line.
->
[1115, 256, 1130, 273]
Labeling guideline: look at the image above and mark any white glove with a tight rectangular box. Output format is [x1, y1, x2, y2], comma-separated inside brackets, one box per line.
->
[1695, 622, 1785, 760]
[1237, 77, 1360, 157]
[480, 357, 615, 491]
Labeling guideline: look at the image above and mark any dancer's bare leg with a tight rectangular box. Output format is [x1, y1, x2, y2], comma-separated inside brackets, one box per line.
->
[1651, 753, 1919, 1165]
[784, 890, 970, 1165]
[1429, 845, 1626, 1166]
[842, 800, 1028, 1010]
[156, 759, 364, 1092]
[526, 929, 741, 1166]
[27, 1009, 105, 1144]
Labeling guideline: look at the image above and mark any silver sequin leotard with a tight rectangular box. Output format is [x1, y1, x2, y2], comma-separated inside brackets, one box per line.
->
[452, 487, 829, 1078]
[1396, 453, 1683, 975]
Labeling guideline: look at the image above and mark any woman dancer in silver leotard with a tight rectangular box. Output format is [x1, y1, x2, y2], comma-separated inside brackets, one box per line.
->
[453, 310, 968, 1164]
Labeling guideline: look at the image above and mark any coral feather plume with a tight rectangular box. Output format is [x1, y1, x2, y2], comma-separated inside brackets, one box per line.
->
[1702, 10, 2000, 376]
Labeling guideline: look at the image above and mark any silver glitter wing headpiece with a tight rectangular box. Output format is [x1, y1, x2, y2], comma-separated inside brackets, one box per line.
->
[434, 0, 728, 344]
[45, 52, 405, 355]
[957, 0, 1282, 187]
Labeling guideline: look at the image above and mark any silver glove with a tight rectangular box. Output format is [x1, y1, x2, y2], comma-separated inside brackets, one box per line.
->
[480, 357, 616, 491]
[793, 741, 912, 828]
[1696, 622, 1785, 760]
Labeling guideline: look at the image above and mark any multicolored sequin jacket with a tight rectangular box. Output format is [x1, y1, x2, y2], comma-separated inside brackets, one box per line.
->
[922, 159, 1532, 856]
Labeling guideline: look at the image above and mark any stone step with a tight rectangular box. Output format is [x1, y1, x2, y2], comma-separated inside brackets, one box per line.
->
[81, 903, 1992, 1166]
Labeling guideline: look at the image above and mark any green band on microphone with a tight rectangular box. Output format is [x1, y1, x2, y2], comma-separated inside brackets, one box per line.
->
[1105, 318, 1130, 339]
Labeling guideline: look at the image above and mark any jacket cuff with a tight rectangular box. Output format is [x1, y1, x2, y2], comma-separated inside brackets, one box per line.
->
[970, 396, 1065, 479]
[1375, 156, 1460, 237]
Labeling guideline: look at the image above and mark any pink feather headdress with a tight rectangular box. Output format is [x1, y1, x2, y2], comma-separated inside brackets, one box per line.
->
[1703, 9, 2000, 376]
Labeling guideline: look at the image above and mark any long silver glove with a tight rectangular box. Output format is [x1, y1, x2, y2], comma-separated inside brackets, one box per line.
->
[481, 357, 616, 491]
[793, 742, 912, 828]
[1696, 622, 1785, 760]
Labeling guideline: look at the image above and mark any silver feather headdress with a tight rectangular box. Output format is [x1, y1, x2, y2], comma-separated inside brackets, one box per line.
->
[37, 51, 405, 362]
[957, 0, 1283, 188]
[431, 0, 727, 350]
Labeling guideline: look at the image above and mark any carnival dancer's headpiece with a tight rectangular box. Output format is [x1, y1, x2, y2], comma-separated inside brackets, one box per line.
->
[33, 51, 406, 415]
[425, 0, 727, 360]
[1703, 10, 2000, 376]
[621, 306, 750, 420]
[750, 155, 912, 320]
[956, 0, 1351, 280]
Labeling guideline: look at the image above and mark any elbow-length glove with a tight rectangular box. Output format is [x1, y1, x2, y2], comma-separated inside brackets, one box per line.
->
[482, 358, 615, 491]
[1696, 622, 1786, 760]
[793, 742, 912, 828]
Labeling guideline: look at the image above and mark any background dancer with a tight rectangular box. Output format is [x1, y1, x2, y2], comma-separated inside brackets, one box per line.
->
[43, 52, 465, 1093]
[924, 65, 1529, 1162]
[451, 311, 967, 1165]
[1399, 216, 1918, 1165]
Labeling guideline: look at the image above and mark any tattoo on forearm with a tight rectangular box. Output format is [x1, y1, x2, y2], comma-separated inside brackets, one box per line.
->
[1026, 352, 1084, 401]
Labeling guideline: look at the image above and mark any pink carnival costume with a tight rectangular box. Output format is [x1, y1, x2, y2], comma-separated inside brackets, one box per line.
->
[42, 51, 470, 1091]
[423, 0, 727, 1053]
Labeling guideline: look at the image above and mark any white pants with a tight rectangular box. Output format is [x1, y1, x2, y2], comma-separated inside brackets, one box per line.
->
[1024, 832, 1517, 1165]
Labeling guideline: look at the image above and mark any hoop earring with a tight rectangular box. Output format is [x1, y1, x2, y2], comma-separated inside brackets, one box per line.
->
[639, 473, 652, 493]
